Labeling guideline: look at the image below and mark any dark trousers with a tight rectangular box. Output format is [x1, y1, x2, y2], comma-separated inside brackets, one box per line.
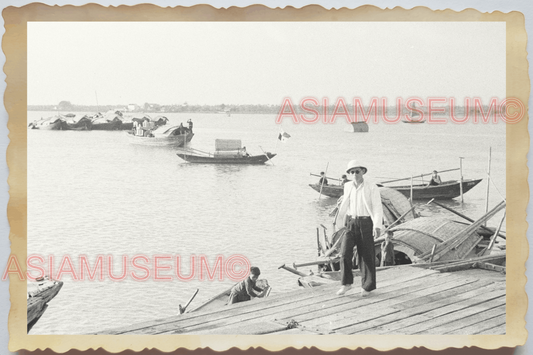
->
[340, 216, 376, 291]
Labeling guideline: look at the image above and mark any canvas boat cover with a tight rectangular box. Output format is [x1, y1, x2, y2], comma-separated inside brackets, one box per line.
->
[215, 139, 242, 151]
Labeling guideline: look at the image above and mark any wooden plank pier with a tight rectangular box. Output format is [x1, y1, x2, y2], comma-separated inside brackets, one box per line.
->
[98, 265, 505, 335]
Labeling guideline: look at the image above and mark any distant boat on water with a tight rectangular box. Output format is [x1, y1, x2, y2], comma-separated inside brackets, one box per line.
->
[177, 139, 275, 164]
[126, 124, 194, 146]
[403, 105, 425, 123]
[345, 121, 369, 132]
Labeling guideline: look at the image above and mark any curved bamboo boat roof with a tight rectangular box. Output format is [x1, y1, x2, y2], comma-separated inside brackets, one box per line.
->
[388, 217, 480, 261]
[379, 187, 416, 225]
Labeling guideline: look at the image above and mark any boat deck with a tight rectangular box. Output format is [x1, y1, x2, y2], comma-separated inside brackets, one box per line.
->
[98, 266, 505, 335]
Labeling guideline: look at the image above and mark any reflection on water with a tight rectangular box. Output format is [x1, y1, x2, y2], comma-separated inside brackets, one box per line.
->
[27, 111, 506, 334]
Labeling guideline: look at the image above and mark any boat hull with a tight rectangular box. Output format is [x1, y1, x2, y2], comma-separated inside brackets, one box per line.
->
[308, 183, 343, 198]
[91, 122, 123, 130]
[28, 120, 63, 130]
[27, 278, 63, 332]
[177, 152, 276, 164]
[127, 132, 194, 146]
[187, 279, 270, 313]
[387, 179, 482, 200]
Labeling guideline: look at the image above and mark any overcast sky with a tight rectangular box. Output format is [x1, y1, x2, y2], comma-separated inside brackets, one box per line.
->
[28, 21, 505, 106]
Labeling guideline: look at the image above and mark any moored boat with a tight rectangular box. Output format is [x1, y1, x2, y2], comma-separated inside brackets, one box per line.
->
[90, 111, 124, 130]
[60, 115, 93, 130]
[28, 116, 63, 130]
[178, 151, 276, 164]
[27, 276, 63, 332]
[186, 279, 271, 313]
[177, 139, 275, 164]
[386, 178, 482, 200]
[345, 121, 369, 132]
[308, 183, 343, 198]
[126, 124, 194, 146]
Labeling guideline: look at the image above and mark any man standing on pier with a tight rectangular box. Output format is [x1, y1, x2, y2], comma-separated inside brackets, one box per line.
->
[334, 160, 383, 297]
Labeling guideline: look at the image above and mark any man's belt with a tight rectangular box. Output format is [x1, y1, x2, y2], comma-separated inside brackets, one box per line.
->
[348, 215, 371, 220]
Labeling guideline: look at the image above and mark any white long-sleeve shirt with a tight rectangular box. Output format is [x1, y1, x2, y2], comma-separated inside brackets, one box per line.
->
[334, 179, 383, 230]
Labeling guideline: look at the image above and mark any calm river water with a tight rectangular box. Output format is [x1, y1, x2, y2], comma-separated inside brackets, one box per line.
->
[27, 111, 506, 334]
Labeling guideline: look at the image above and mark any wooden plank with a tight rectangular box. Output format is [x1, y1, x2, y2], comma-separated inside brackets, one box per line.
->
[478, 262, 506, 273]
[102, 267, 437, 335]
[447, 314, 506, 335]
[191, 321, 287, 335]
[411, 303, 506, 335]
[275, 328, 323, 335]
[482, 324, 506, 335]
[166, 271, 453, 335]
[356, 280, 503, 335]
[99, 283, 330, 334]
[390, 280, 504, 310]
[276, 273, 462, 326]
[338, 280, 504, 334]
[134, 287, 335, 335]
[300, 275, 484, 331]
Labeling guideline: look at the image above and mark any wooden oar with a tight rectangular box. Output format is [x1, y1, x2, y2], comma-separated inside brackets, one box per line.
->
[179, 288, 199, 314]
[258, 145, 274, 165]
[431, 200, 506, 239]
[380, 168, 460, 184]
[277, 264, 310, 277]
[292, 258, 341, 268]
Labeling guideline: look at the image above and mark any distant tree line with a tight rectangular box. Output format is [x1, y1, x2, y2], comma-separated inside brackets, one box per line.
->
[28, 101, 490, 115]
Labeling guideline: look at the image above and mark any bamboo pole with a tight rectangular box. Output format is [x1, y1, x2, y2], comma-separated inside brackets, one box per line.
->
[258, 145, 274, 165]
[459, 157, 464, 203]
[485, 147, 492, 224]
[321, 224, 330, 247]
[179, 288, 199, 314]
[410, 175, 414, 202]
[318, 162, 329, 200]
[380, 168, 460, 184]
[484, 211, 506, 255]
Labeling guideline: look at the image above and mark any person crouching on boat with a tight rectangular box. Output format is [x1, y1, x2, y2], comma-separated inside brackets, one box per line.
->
[227, 266, 266, 305]
[334, 159, 383, 297]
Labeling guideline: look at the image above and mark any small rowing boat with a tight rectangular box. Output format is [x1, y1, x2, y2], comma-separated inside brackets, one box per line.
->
[386, 178, 482, 200]
[177, 139, 275, 164]
[308, 183, 343, 198]
[186, 279, 271, 313]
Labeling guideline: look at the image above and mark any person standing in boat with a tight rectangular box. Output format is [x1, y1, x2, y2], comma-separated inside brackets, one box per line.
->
[340, 174, 349, 185]
[187, 119, 193, 132]
[318, 172, 328, 186]
[428, 170, 442, 186]
[334, 160, 383, 297]
[380, 231, 395, 267]
[227, 266, 266, 305]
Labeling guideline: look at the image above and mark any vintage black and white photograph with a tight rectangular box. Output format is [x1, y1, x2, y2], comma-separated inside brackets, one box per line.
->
[3, 3, 527, 350]
[24, 19, 511, 337]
